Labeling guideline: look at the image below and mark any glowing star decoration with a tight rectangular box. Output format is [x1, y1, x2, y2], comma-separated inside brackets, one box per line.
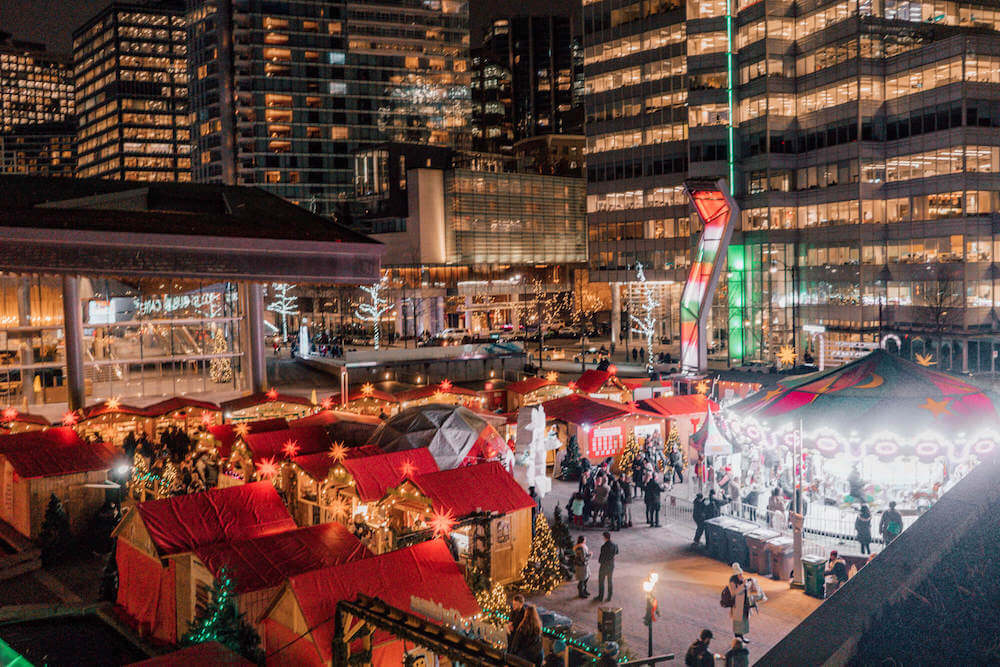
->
[919, 397, 951, 418]
[429, 510, 456, 538]
[567, 381, 577, 390]
[777, 346, 797, 367]
[439, 379, 453, 392]
[915, 353, 935, 367]
[106, 396, 121, 411]
[608, 365, 617, 376]
[201, 413, 214, 426]
[62, 411, 79, 426]
[432, 390, 445, 402]
[545, 371, 558, 383]
[282, 439, 300, 458]
[1, 407, 17, 422]
[361, 382, 375, 397]
[328, 495, 350, 520]
[266, 388, 279, 400]
[321, 397, 333, 410]
[255, 457, 279, 480]
[696, 380, 711, 395]
[399, 459, 416, 479]
[234, 423, 250, 440]
[328, 442, 348, 462]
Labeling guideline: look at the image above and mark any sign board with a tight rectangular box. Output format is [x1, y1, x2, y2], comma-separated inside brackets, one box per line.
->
[827, 340, 878, 364]
[589, 425, 623, 458]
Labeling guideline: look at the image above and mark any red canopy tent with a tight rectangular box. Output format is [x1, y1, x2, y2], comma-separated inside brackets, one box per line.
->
[208, 418, 288, 459]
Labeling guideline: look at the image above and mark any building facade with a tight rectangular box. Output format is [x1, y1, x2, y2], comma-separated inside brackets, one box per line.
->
[186, 0, 470, 215]
[472, 16, 583, 154]
[73, 1, 190, 181]
[0, 35, 75, 175]
[583, 0, 1000, 372]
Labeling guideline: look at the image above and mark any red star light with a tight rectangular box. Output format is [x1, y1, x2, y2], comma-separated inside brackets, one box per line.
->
[439, 378, 452, 392]
[1, 407, 17, 422]
[567, 381, 577, 390]
[234, 423, 250, 439]
[201, 413, 214, 425]
[256, 457, 279, 479]
[266, 388, 279, 400]
[282, 439, 300, 458]
[321, 397, 333, 410]
[328, 442, 348, 462]
[608, 365, 617, 375]
[62, 411, 79, 426]
[399, 459, 416, 478]
[429, 510, 456, 538]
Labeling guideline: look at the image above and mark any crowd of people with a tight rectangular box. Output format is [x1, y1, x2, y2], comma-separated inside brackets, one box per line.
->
[122, 425, 217, 496]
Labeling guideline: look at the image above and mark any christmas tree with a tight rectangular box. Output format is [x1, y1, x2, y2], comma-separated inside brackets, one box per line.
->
[519, 514, 564, 595]
[181, 567, 263, 663]
[664, 423, 686, 468]
[618, 428, 640, 475]
[476, 581, 510, 627]
[209, 326, 233, 383]
[39, 494, 71, 567]
[559, 435, 583, 480]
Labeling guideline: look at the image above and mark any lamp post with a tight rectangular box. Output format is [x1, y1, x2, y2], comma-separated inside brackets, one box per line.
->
[642, 572, 659, 657]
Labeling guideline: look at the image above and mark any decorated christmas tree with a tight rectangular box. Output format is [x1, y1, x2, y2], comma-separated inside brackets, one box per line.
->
[39, 493, 71, 566]
[618, 428, 640, 475]
[476, 580, 510, 627]
[209, 326, 233, 383]
[559, 435, 583, 480]
[664, 422, 686, 468]
[181, 567, 263, 663]
[519, 514, 564, 595]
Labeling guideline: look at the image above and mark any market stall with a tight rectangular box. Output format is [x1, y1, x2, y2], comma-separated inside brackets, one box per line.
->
[638, 394, 719, 454]
[220, 424, 331, 488]
[220, 391, 314, 423]
[326, 384, 400, 417]
[540, 393, 666, 462]
[75, 399, 153, 445]
[0, 409, 49, 434]
[571, 369, 633, 403]
[143, 397, 222, 433]
[206, 418, 289, 460]
[395, 380, 486, 411]
[504, 377, 573, 411]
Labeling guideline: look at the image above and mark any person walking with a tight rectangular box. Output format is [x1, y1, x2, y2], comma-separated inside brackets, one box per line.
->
[726, 572, 752, 642]
[607, 480, 623, 531]
[879, 501, 903, 545]
[725, 638, 750, 667]
[644, 475, 663, 527]
[573, 535, 592, 598]
[596, 531, 618, 602]
[823, 550, 848, 598]
[684, 629, 714, 667]
[669, 446, 684, 484]
[855, 505, 873, 554]
[692, 492, 709, 545]
[767, 488, 786, 529]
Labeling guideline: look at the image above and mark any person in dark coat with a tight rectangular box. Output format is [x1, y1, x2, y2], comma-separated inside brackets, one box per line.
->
[724, 638, 750, 667]
[508, 601, 544, 665]
[879, 501, 903, 544]
[596, 531, 619, 602]
[606, 481, 623, 531]
[692, 492, 708, 545]
[685, 629, 714, 667]
[855, 504, 873, 554]
[644, 475, 663, 526]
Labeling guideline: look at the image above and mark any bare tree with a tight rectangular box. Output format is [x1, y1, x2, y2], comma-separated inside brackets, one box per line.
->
[917, 267, 963, 366]
[355, 273, 394, 350]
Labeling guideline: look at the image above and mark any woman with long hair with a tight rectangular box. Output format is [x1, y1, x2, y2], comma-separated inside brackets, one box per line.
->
[509, 603, 544, 666]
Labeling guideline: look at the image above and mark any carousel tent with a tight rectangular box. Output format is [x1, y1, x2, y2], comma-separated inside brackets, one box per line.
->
[690, 407, 733, 456]
[366, 404, 512, 470]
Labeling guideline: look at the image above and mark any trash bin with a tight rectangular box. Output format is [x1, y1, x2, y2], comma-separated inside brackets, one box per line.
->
[801, 554, 828, 599]
[765, 536, 794, 581]
[746, 529, 781, 575]
[723, 520, 758, 571]
[704, 517, 734, 563]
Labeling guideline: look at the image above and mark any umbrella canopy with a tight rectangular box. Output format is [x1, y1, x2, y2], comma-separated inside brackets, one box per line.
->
[732, 349, 1000, 437]
[366, 403, 512, 470]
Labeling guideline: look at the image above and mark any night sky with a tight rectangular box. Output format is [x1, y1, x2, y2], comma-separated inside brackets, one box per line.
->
[2, 0, 578, 54]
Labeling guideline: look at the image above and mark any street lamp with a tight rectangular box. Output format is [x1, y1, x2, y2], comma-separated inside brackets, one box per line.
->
[642, 572, 659, 657]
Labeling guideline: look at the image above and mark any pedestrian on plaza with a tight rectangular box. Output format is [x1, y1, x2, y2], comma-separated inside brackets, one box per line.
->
[508, 601, 544, 666]
[692, 492, 709, 545]
[855, 504, 873, 554]
[639, 346, 646, 364]
[607, 480, 623, 531]
[707, 489, 727, 520]
[684, 629, 714, 667]
[632, 459, 645, 499]
[593, 475, 610, 525]
[644, 474, 663, 526]
[743, 485, 760, 522]
[619, 475, 633, 527]
[788, 488, 808, 517]
[726, 572, 752, 642]
[573, 535, 592, 598]
[879, 501, 903, 545]
[669, 446, 684, 484]
[823, 549, 848, 598]
[596, 531, 618, 602]
[610, 341, 616, 357]
[725, 638, 750, 667]
[632, 347, 638, 362]
[507, 594, 526, 647]
[767, 488, 786, 528]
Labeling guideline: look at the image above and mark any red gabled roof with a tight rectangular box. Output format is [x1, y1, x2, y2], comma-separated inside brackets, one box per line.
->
[291, 410, 383, 429]
[0, 410, 49, 427]
[128, 642, 251, 666]
[142, 397, 221, 416]
[80, 399, 149, 420]
[328, 388, 399, 404]
[505, 377, 554, 395]
[241, 425, 330, 461]
[220, 392, 313, 413]
[194, 522, 372, 594]
[342, 448, 439, 502]
[0, 427, 116, 479]
[575, 369, 616, 394]
[292, 445, 382, 481]
[411, 462, 534, 518]
[394, 384, 478, 402]
[285, 539, 478, 663]
[135, 481, 295, 557]
[208, 418, 288, 458]
[541, 393, 663, 426]
[638, 394, 719, 418]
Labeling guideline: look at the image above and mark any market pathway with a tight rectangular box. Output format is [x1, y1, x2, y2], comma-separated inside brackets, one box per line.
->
[528, 479, 821, 662]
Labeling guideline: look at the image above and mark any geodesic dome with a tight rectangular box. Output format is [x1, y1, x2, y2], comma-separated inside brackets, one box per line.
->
[366, 403, 512, 470]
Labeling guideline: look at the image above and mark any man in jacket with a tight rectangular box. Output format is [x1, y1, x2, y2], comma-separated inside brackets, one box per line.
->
[644, 475, 664, 527]
[692, 492, 708, 545]
[596, 531, 619, 602]
[685, 629, 714, 667]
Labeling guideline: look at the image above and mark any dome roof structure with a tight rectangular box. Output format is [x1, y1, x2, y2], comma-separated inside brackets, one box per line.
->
[366, 403, 512, 470]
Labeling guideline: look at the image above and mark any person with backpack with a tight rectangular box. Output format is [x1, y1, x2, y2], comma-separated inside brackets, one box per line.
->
[722, 572, 752, 642]
[573, 535, 591, 598]
[684, 629, 714, 667]
[879, 501, 903, 545]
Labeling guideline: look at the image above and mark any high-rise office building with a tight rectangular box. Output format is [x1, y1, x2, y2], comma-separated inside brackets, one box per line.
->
[186, 0, 470, 215]
[73, 1, 190, 181]
[584, 0, 1000, 372]
[0, 34, 75, 175]
[472, 16, 583, 153]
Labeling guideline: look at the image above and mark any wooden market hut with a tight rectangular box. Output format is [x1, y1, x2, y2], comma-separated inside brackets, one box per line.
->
[75, 399, 153, 445]
[504, 377, 573, 411]
[290, 410, 383, 447]
[395, 381, 485, 411]
[289, 445, 381, 526]
[143, 397, 222, 433]
[637, 394, 720, 452]
[572, 369, 633, 403]
[207, 418, 289, 460]
[220, 424, 331, 488]
[0, 427, 116, 538]
[326, 387, 400, 417]
[113, 482, 297, 643]
[220, 391, 314, 422]
[381, 462, 534, 583]
[540, 393, 666, 463]
[260, 539, 479, 667]
[0, 409, 49, 434]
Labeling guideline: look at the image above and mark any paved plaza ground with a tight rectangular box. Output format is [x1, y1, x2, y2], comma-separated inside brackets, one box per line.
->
[529, 479, 822, 662]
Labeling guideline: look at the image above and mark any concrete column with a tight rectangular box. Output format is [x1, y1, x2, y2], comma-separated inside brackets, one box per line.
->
[61, 275, 85, 411]
[610, 282, 621, 346]
[961, 340, 969, 373]
[246, 282, 267, 392]
[16, 278, 35, 404]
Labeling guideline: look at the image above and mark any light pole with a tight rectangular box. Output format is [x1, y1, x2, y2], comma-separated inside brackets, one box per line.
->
[642, 572, 659, 657]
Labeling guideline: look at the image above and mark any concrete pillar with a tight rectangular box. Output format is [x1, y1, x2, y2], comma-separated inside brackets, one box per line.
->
[961, 340, 969, 373]
[16, 278, 35, 404]
[61, 275, 85, 411]
[246, 282, 267, 392]
[610, 282, 621, 346]
[463, 294, 472, 331]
